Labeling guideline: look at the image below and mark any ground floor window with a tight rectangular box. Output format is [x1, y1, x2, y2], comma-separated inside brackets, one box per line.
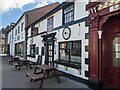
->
[15, 42, 24, 57]
[57, 40, 81, 69]
[30, 44, 36, 57]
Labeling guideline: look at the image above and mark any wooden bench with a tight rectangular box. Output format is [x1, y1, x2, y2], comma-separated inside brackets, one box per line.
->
[26, 64, 63, 88]
[12, 59, 32, 71]
[8, 57, 20, 65]
[26, 70, 63, 82]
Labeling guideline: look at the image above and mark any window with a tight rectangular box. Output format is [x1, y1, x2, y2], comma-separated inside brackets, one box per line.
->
[15, 29, 17, 35]
[21, 23, 24, 31]
[15, 42, 24, 57]
[57, 41, 81, 69]
[47, 16, 54, 32]
[18, 26, 20, 34]
[113, 37, 120, 68]
[30, 44, 36, 57]
[63, 3, 74, 24]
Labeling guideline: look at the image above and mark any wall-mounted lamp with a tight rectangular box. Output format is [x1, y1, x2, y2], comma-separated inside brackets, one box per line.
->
[98, 30, 103, 39]
[53, 37, 57, 41]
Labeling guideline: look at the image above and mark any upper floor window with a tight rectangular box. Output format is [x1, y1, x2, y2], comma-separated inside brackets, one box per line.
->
[63, 3, 74, 24]
[47, 16, 54, 32]
[15, 29, 17, 35]
[21, 22, 24, 31]
[18, 26, 20, 34]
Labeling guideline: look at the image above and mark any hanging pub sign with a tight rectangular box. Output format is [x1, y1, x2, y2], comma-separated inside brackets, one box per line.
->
[31, 26, 38, 36]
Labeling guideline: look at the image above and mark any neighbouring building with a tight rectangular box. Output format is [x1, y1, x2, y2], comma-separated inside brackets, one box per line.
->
[86, 0, 120, 89]
[26, 0, 89, 82]
[7, 23, 16, 56]
[7, 3, 59, 58]
[0, 28, 7, 55]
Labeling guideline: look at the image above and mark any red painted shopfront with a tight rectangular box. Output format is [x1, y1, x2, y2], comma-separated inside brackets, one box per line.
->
[86, 2, 120, 89]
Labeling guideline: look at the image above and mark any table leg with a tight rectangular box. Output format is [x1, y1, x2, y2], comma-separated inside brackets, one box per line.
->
[54, 70, 60, 83]
[39, 72, 46, 88]
[18, 65, 21, 71]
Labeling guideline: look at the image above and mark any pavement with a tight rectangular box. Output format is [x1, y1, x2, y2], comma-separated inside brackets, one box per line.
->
[1, 56, 92, 89]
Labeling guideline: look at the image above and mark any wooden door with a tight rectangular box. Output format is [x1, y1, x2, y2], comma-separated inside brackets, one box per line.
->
[102, 15, 120, 89]
[47, 42, 54, 66]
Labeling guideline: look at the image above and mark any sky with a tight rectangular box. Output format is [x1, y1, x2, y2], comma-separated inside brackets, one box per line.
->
[0, 0, 65, 29]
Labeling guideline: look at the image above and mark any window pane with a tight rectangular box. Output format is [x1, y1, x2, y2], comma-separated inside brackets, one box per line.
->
[60, 49, 69, 61]
[63, 3, 74, 24]
[47, 16, 53, 32]
[113, 37, 120, 68]
[30, 45, 36, 57]
[70, 41, 81, 63]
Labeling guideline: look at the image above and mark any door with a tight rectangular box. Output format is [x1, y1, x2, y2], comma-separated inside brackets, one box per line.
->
[102, 15, 120, 89]
[111, 35, 120, 89]
[46, 41, 54, 66]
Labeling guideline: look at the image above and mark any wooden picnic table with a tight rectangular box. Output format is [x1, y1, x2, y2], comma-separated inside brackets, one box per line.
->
[8, 57, 20, 64]
[35, 65, 61, 88]
[13, 59, 32, 71]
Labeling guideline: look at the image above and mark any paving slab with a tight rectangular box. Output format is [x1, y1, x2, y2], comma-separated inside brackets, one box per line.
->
[1, 56, 92, 89]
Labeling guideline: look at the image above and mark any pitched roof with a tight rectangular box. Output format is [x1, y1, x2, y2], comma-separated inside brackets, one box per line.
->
[26, 2, 74, 29]
[26, 2, 59, 27]
[13, 2, 59, 29]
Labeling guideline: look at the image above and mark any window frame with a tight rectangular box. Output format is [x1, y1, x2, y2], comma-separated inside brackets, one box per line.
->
[18, 26, 20, 34]
[47, 16, 54, 32]
[57, 40, 81, 69]
[15, 29, 17, 35]
[21, 22, 24, 32]
[30, 44, 36, 58]
[15, 42, 24, 57]
[63, 2, 74, 25]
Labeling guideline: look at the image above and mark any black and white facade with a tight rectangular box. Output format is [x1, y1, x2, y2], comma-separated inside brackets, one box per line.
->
[27, 0, 89, 80]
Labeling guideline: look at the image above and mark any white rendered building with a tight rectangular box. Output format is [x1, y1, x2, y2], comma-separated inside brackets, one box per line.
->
[27, 0, 89, 81]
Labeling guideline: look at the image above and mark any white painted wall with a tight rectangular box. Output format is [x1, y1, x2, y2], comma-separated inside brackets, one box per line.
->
[74, 0, 89, 20]
[27, 34, 45, 64]
[54, 10, 62, 28]
[40, 19, 47, 33]
[54, 21, 89, 79]
[13, 15, 25, 44]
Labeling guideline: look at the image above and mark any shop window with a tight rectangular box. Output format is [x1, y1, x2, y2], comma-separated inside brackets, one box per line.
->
[57, 41, 81, 69]
[15, 42, 24, 57]
[63, 3, 74, 24]
[30, 44, 36, 57]
[47, 16, 54, 32]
